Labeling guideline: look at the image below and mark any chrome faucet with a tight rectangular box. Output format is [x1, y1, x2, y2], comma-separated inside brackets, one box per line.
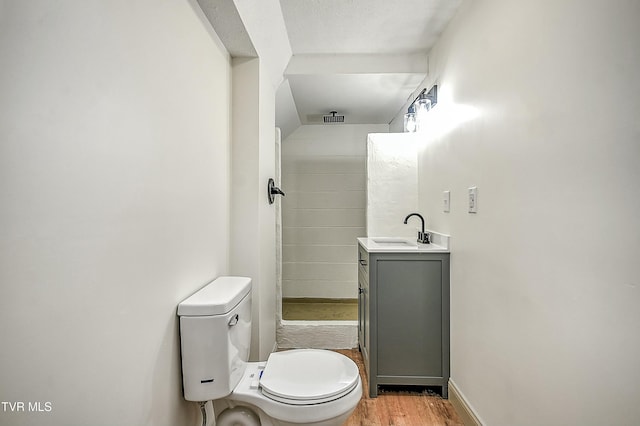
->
[403, 213, 430, 244]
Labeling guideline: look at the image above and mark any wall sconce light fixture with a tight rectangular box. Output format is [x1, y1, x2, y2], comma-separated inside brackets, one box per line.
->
[403, 85, 437, 132]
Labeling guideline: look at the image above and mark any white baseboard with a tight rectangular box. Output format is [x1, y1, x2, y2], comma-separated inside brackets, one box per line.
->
[448, 379, 483, 426]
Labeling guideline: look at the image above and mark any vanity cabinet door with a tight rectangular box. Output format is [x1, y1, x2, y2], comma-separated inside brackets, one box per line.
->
[376, 258, 443, 377]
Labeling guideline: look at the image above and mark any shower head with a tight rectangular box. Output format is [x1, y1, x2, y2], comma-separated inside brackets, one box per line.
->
[323, 111, 345, 123]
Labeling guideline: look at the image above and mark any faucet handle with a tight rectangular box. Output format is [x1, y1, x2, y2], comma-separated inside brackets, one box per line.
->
[417, 231, 431, 244]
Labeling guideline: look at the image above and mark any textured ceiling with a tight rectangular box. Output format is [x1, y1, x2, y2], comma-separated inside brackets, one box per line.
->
[288, 73, 427, 124]
[280, 0, 462, 55]
[279, 0, 463, 126]
[196, 1, 463, 131]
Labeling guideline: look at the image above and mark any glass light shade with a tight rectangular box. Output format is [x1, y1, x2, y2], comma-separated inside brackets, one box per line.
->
[416, 97, 432, 115]
[416, 97, 432, 132]
[404, 112, 417, 132]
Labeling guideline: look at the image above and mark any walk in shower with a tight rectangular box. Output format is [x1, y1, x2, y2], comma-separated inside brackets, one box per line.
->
[279, 125, 372, 321]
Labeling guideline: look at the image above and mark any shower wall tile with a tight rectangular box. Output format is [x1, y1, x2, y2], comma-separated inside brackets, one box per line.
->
[282, 280, 358, 299]
[282, 245, 357, 263]
[285, 191, 366, 209]
[282, 208, 365, 227]
[281, 124, 388, 299]
[282, 226, 365, 245]
[281, 155, 366, 174]
[281, 173, 366, 191]
[282, 262, 357, 281]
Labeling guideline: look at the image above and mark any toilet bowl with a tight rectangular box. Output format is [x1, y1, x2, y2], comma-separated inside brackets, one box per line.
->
[178, 277, 362, 426]
[221, 350, 362, 426]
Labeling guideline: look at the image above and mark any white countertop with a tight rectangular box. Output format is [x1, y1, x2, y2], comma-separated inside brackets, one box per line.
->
[358, 231, 450, 253]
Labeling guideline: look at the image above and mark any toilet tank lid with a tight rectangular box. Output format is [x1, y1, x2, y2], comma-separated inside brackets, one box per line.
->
[177, 276, 252, 316]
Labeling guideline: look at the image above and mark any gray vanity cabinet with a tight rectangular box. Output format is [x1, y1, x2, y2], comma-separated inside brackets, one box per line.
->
[357, 242, 450, 398]
[357, 244, 371, 379]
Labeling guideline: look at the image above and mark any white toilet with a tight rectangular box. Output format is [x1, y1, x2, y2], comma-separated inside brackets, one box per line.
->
[178, 276, 362, 426]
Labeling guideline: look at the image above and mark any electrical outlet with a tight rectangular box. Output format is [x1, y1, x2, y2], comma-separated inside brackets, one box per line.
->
[443, 191, 450, 213]
[468, 187, 478, 213]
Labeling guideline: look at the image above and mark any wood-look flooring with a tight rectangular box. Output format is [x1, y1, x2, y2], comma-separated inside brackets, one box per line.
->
[336, 349, 464, 426]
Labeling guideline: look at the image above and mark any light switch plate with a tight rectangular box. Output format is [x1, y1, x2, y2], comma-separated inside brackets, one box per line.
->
[468, 187, 478, 213]
[443, 191, 450, 212]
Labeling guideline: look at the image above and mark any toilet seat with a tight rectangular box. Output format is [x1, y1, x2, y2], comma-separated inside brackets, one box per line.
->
[259, 349, 360, 405]
[229, 354, 363, 425]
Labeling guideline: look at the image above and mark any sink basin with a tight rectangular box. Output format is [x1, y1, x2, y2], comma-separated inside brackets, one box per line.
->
[371, 238, 415, 246]
[358, 234, 450, 253]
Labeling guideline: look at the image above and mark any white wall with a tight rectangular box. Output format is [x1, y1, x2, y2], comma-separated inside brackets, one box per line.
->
[225, 0, 290, 362]
[391, 1, 640, 424]
[257, 66, 278, 358]
[0, 1, 231, 425]
[229, 57, 264, 361]
[281, 124, 388, 299]
[366, 133, 419, 239]
[229, 58, 278, 361]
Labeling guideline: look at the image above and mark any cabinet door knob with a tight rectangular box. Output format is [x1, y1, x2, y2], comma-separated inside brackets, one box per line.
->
[359, 259, 367, 266]
[358, 287, 364, 294]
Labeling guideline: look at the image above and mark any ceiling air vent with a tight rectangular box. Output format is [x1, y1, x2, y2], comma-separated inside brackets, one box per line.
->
[323, 111, 345, 124]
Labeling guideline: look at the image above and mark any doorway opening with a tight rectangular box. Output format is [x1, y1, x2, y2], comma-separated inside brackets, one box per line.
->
[278, 126, 367, 322]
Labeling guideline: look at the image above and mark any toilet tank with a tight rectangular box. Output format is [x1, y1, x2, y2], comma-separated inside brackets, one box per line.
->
[178, 276, 252, 402]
